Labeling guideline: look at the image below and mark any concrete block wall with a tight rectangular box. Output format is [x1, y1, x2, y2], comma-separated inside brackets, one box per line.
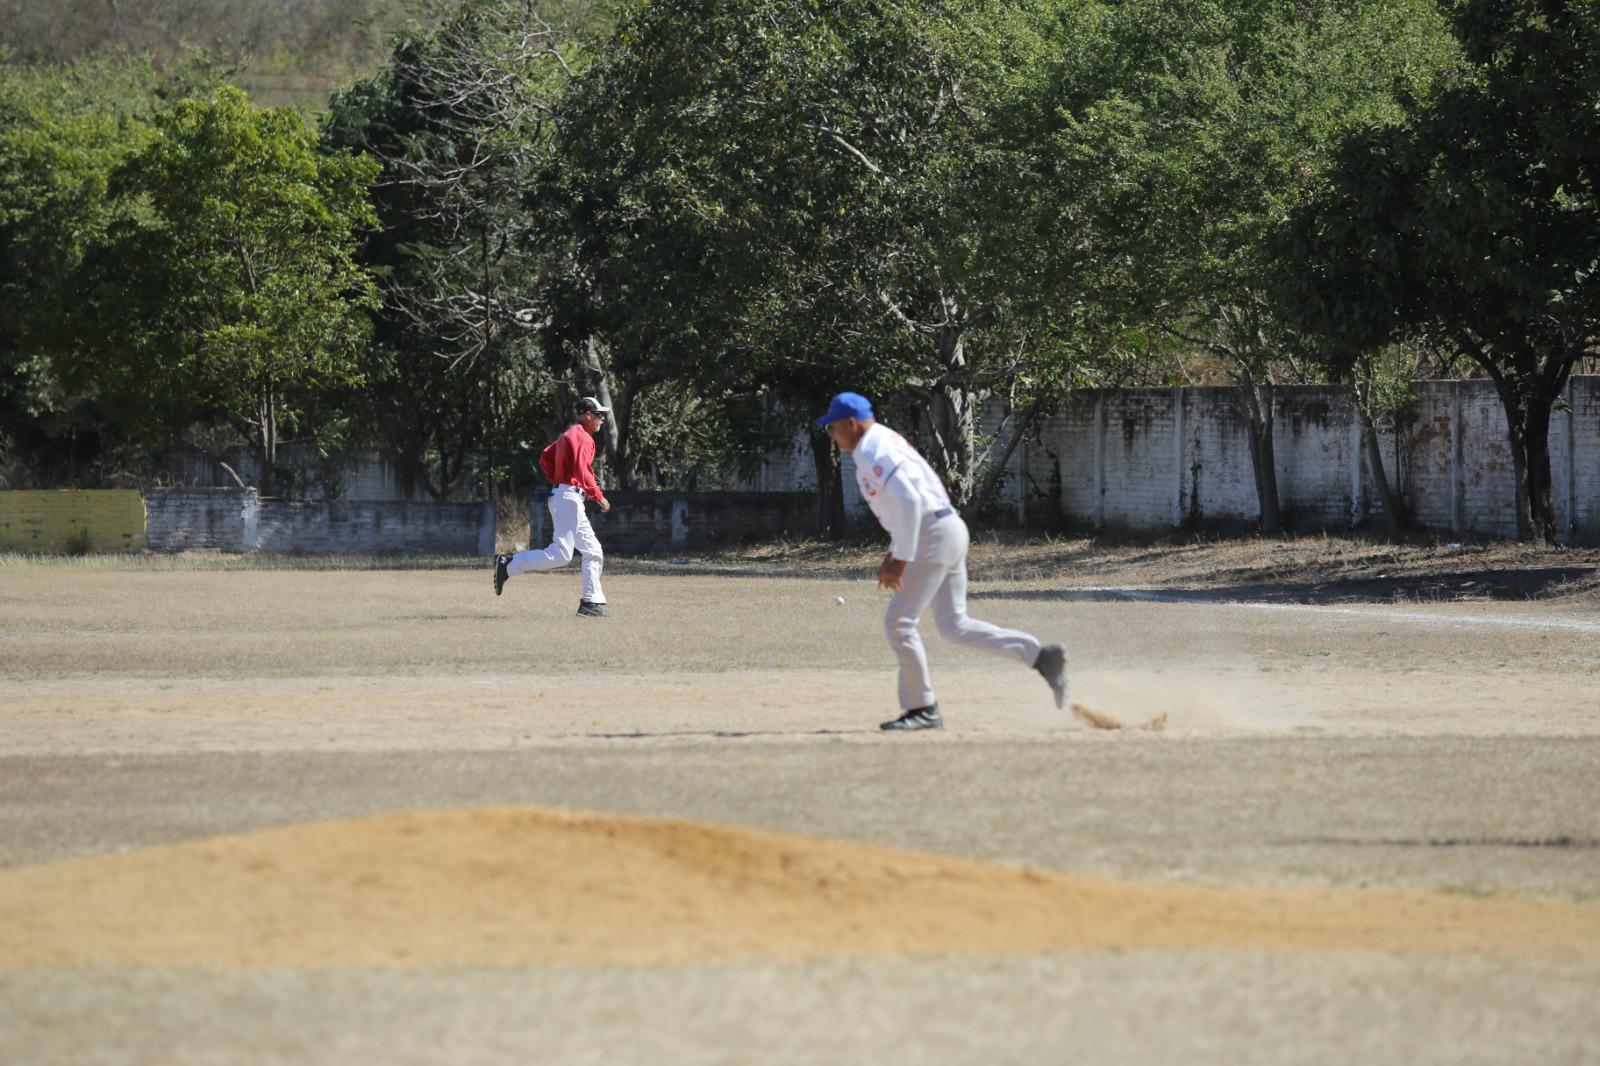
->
[530, 489, 817, 553]
[1555, 377, 1600, 537]
[1101, 390, 1181, 530]
[144, 489, 493, 554]
[103, 376, 1600, 550]
[493, 375, 1589, 546]
[1272, 387, 1361, 530]
[252, 498, 493, 555]
[748, 433, 820, 495]
[1014, 377, 1600, 542]
[1023, 394, 1097, 524]
[1449, 382, 1519, 538]
[143, 488, 253, 551]
[1404, 383, 1521, 539]
[1403, 385, 1456, 533]
[839, 451, 871, 524]
[158, 444, 478, 502]
[1178, 388, 1259, 527]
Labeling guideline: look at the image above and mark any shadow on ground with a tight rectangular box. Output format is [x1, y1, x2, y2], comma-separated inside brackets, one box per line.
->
[970, 567, 1597, 605]
[619, 559, 1598, 605]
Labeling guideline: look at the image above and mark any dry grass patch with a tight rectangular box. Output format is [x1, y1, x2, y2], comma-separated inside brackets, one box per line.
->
[0, 567, 887, 680]
[5, 531, 1597, 602]
[687, 532, 1600, 602]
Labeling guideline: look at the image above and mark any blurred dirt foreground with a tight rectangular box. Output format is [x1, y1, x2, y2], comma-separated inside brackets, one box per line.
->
[3, 806, 1598, 968]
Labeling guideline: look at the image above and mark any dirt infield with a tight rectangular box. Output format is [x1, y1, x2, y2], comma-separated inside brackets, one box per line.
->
[2, 551, 1598, 1064]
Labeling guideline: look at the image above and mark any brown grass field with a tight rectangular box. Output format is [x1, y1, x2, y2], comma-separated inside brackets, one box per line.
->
[2, 539, 1598, 1064]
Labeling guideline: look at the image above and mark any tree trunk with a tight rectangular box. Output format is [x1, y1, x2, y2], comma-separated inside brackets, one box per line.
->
[391, 440, 429, 502]
[1497, 386, 1558, 544]
[968, 390, 1052, 521]
[614, 388, 637, 490]
[809, 430, 846, 536]
[256, 380, 278, 497]
[926, 316, 977, 508]
[428, 381, 472, 502]
[1523, 402, 1556, 544]
[614, 374, 654, 491]
[928, 387, 976, 508]
[1464, 337, 1574, 545]
[580, 335, 621, 474]
[1239, 374, 1281, 534]
[1361, 410, 1407, 531]
[421, 426, 446, 502]
[1352, 381, 1407, 530]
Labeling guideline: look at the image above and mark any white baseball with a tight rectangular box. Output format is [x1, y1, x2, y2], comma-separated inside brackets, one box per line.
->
[835, 596, 845, 605]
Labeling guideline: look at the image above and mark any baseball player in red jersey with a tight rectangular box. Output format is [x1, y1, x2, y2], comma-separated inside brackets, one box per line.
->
[493, 397, 612, 617]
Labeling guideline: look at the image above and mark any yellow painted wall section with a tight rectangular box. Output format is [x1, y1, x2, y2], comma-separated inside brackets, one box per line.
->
[0, 491, 148, 553]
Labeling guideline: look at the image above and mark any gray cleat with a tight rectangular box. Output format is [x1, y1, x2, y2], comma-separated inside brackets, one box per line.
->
[1034, 643, 1068, 709]
[577, 600, 608, 618]
[493, 554, 511, 596]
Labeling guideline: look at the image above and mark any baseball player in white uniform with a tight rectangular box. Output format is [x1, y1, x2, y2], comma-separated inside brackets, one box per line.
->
[817, 392, 1068, 730]
[493, 397, 611, 617]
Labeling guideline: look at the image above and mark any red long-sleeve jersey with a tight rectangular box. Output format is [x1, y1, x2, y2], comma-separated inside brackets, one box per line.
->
[539, 423, 606, 504]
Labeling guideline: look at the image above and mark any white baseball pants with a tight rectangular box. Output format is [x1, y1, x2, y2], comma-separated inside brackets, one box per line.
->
[886, 511, 1040, 710]
[506, 485, 606, 603]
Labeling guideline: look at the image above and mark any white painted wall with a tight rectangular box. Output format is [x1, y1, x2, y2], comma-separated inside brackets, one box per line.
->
[149, 377, 1600, 544]
[144, 489, 494, 554]
[1004, 377, 1597, 542]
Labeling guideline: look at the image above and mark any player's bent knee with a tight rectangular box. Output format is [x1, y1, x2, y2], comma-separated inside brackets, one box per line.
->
[935, 614, 980, 642]
[885, 615, 919, 646]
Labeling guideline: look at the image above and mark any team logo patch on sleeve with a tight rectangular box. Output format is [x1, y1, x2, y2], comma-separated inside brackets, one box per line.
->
[874, 466, 883, 477]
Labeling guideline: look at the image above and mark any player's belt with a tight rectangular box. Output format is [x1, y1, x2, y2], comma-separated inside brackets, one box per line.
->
[931, 507, 954, 520]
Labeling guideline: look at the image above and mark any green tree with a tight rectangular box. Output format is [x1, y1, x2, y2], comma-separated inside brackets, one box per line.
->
[76, 87, 379, 495]
[0, 52, 224, 487]
[1284, 0, 1599, 542]
[529, 0, 890, 505]
[536, 0, 1092, 520]
[324, 0, 595, 499]
[1030, 0, 1454, 531]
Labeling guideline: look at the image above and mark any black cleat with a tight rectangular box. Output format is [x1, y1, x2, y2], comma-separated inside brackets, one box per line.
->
[880, 704, 943, 731]
[493, 554, 511, 596]
[1034, 643, 1069, 709]
[577, 600, 608, 617]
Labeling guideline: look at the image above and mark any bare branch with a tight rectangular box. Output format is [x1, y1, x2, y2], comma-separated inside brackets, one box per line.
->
[803, 123, 884, 175]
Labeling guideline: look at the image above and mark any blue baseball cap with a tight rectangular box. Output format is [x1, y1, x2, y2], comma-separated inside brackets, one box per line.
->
[815, 391, 874, 427]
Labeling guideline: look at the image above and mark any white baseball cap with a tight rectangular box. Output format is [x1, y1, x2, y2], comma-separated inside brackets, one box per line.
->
[576, 396, 611, 415]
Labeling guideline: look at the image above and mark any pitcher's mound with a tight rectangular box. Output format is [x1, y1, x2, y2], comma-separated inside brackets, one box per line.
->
[2, 806, 1596, 968]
